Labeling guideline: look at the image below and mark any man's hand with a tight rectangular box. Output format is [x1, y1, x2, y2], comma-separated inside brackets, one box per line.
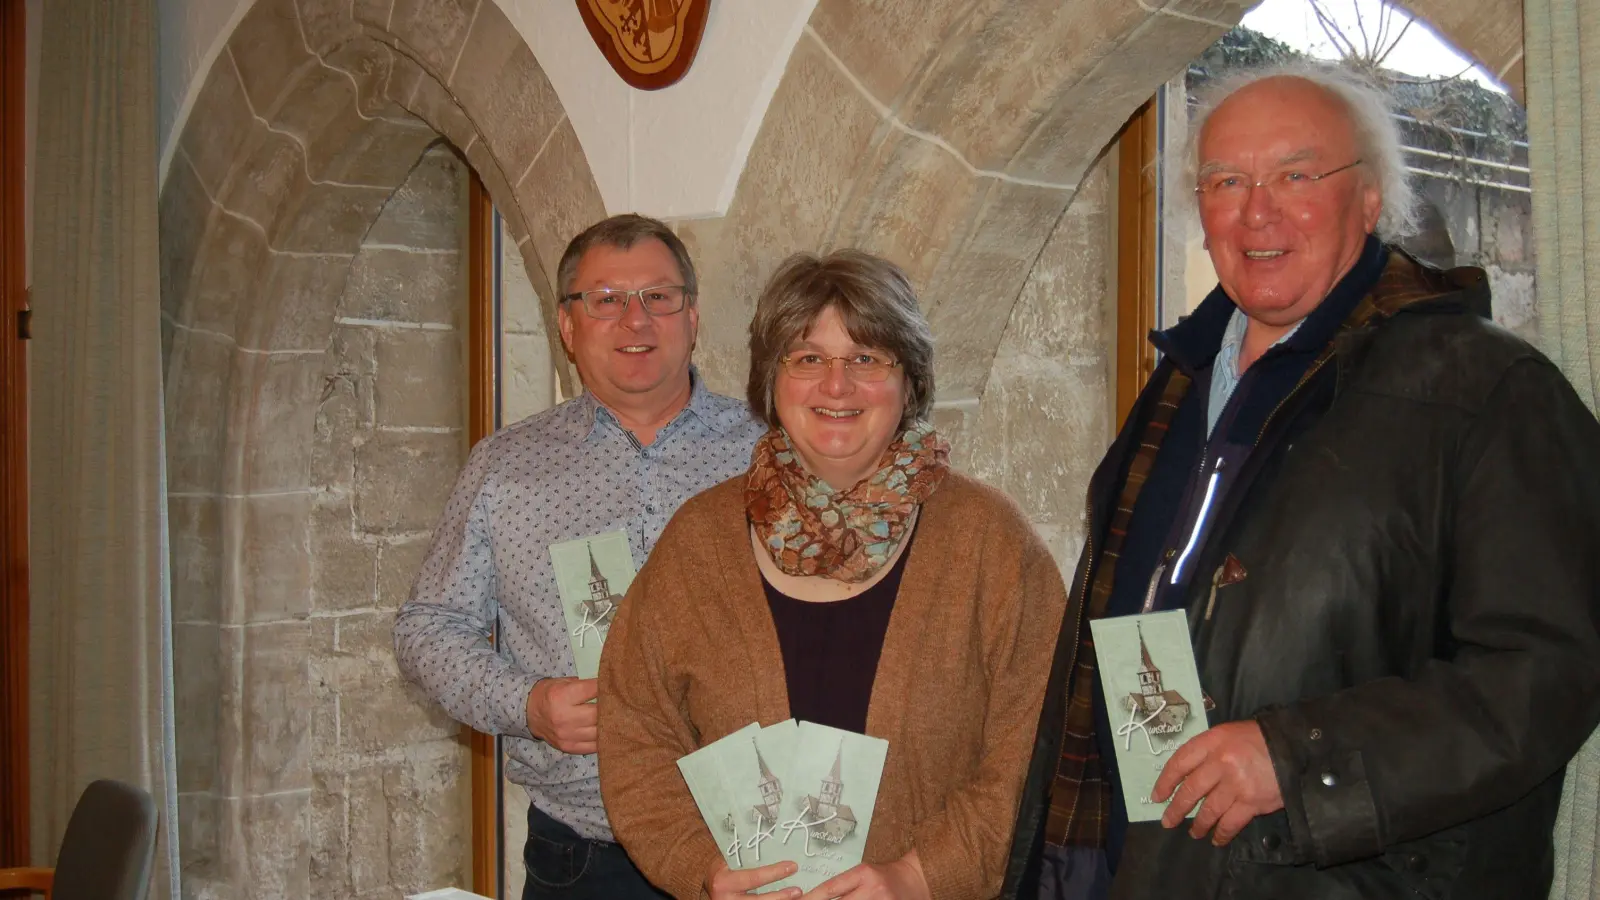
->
[525, 677, 598, 755]
[706, 859, 800, 899]
[1154, 720, 1283, 846]
[799, 850, 929, 900]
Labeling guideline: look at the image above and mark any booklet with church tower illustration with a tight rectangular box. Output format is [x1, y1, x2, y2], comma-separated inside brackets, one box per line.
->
[548, 530, 636, 679]
[675, 719, 887, 892]
[1089, 609, 1211, 822]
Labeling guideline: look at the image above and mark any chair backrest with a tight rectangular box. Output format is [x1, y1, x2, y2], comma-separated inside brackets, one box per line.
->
[49, 779, 159, 900]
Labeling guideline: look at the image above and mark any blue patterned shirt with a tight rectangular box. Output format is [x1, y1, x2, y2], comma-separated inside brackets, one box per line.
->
[394, 372, 765, 841]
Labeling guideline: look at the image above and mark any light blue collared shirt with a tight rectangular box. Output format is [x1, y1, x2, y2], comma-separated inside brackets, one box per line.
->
[394, 371, 765, 840]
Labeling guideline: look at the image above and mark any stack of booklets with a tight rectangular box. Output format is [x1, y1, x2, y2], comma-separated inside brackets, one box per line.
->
[677, 720, 889, 892]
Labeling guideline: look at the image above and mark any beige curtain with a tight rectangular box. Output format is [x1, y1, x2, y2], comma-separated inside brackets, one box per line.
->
[1528, 0, 1600, 895]
[27, 0, 175, 896]
[1527, 0, 1600, 411]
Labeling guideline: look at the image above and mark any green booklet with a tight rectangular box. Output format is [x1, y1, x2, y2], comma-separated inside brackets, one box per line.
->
[1089, 609, 1210, 822]
[548, 530, 635, 679]
[676, 720, 888, 892]
[677, 722, 761, 868]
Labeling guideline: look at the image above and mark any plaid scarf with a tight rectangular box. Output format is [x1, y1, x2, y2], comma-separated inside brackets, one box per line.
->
[1043, 249, 1466, 847]
[745, 423, 950, 584]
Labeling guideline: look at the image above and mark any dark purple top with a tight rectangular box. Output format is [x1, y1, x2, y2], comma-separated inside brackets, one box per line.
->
[761, 526, 917, 735]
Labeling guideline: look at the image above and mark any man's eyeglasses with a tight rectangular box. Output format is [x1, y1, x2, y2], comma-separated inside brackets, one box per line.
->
[779, 352, 902, 383]
[1194, 159, 1364, 206]
[562, 284, 690, 319]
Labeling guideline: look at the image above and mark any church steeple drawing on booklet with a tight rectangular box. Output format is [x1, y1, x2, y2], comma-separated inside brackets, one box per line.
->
[548, 529, 636, 680]
[583, 543, 622, 629]
[751, 739, 782, 828]
[1127, 622, 1191, 737]
[800, 744, 859, 844]
[1089, 608, 1211, 822]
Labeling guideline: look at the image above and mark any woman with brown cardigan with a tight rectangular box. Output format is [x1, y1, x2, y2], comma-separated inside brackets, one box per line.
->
[597, 250, 1068, 900]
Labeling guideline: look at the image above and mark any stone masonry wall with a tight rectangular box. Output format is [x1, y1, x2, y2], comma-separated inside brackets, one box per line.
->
[966, 156, 1115, 570]
[306, 144, 472, 900]
[500, 216, 559, 426]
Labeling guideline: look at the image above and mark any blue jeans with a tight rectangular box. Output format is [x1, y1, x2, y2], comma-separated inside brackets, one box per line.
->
[1037, 845, 1112, 900]
[522, 805, 669, 900]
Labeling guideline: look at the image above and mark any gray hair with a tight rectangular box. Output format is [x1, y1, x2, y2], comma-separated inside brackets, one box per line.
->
[556, 213, 699, 299]
[746, 250, 935, 432]
[1186, 60, 1418, 240]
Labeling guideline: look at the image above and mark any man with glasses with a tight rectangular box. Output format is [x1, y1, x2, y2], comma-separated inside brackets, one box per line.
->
[1007, 63, 1600, 900]
[396, 214, 764, 899]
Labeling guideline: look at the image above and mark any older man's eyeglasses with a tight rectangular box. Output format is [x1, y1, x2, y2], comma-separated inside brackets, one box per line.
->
[1194, 159, 1364, 205]
[780, 352, 902, 383]
[562, 285, 690, 319]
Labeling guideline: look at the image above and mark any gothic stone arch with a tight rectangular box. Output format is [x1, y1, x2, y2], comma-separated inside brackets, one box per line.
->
[159, 0, 601, 893]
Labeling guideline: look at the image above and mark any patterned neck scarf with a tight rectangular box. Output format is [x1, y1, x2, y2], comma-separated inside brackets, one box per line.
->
[746, 423, 951, 583]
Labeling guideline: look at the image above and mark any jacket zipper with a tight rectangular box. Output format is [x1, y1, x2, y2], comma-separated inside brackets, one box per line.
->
[1149, 405, 1215, 611]
[1168, 456, 1226, 588]
[1187, 355, 1334, 624]
[1058, 492, 1095, 838]
[1140, 562, 1167, 614]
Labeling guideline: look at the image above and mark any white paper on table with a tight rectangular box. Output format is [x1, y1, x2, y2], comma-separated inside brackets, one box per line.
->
[405, 889, 495, 900]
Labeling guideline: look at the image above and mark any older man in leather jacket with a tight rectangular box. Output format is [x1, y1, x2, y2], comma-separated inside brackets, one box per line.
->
[1005, 62, 1600, 900]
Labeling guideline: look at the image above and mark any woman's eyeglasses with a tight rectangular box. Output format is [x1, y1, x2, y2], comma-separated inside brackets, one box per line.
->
[779, 352, 901, 383]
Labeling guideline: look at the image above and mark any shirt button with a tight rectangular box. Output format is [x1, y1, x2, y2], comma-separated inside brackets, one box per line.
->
[1309, 728, 1322, 741]
[1320, 772, 1338, 788]
[645, 505, 656, 515]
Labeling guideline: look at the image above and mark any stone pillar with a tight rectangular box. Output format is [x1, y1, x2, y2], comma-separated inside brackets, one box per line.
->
[307, 145, 471, 900]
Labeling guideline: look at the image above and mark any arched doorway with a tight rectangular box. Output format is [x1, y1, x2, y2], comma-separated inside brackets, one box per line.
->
[160, 0, 601, 893]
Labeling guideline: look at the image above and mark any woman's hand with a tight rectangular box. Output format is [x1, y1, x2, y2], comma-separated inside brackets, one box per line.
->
[706, 859, 802, 899]
[798, 850, 930, 900]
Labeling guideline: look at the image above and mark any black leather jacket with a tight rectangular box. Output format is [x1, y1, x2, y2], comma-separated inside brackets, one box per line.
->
[1005, 259, 1600, 900]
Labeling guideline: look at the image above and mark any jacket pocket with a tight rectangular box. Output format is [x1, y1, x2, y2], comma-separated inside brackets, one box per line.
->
[1223, 819, 1466, 900]
[1373, 827, 1468, 900]
[522, 828, 595, 889]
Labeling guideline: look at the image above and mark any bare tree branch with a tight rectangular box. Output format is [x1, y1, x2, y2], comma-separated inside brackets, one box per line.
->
[1372, 1, 1392, 55]
[1374, 18, 1414, 67]
[1309, 0, 1360, 60]
[1351, 0, 1374, 61]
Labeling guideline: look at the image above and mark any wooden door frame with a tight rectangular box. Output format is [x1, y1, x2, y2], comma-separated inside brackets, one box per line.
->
[465, 172, 500, 897]
[1, 0, 28, 870]
[1114, 95, 1162, 428]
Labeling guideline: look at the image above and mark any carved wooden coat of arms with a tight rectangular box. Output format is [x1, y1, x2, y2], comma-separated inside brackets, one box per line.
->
[575, 0, 710, 90]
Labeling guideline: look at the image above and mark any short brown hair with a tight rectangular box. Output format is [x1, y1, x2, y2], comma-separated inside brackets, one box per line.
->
[556, 213, 698, 298]
[747, 250, 935, 431]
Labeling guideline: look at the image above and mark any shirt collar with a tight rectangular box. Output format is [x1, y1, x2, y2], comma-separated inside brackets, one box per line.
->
[577, 365, 734, 442]
[1151, 235, 1390, 373]
[1215, 303, 1301, 381]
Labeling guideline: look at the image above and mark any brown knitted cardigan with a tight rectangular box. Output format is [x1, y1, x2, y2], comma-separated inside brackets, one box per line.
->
[597, 471, 1068, 900]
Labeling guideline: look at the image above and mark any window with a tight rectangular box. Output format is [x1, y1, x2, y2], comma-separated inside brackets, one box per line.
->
[1155, 0, 1532, 339]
